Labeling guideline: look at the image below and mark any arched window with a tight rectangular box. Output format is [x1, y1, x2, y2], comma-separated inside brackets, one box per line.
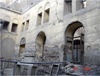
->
[43, 2, 50, 23]
[3, 16, 11, 31]
[37, 7, 43, 26]
[19, 38, 26, 57]
[11, 19, 18, 33]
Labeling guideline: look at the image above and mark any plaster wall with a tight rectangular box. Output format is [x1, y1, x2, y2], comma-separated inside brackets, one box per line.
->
[0, 0, 100, 64]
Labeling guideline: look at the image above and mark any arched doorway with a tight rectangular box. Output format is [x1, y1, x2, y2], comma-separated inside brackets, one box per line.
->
[64, 21, 84, 64]
[35, 31, 46, 61]
[19, 38, 26, 57]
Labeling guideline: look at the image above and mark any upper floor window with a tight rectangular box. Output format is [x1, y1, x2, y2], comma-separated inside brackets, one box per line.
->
[11, 23, 18, 33]
[43, 9, 50, 23]
[25, 20, 29, 30]
[21, 22, 25, 32]
[3, 21, 9, 31]
[64, 0, 72, 15]
[11, 19, 18, 33]
[37, 12, 42, 26]
[37, 7, 43, 26]
[76, 0, 87, 11]
[83, 0, 87, 8]
[3, 16, 10, 31]
[43, 2, 50, 23]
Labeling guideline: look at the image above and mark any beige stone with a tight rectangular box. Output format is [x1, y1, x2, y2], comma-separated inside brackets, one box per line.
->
[0, 0, 100, 65]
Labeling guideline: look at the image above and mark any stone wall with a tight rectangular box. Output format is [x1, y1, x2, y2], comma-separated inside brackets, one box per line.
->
[0, 0, 100, 65]
[18, 0, 100, 65]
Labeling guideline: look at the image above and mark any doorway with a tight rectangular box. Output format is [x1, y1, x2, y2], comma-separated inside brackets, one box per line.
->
[64, 21, 84, 64]
[19, 38, 26, 57]
[35, 31, 46, 61]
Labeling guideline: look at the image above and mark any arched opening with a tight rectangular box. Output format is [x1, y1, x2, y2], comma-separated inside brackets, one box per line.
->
[3, 16, 11, 31]
[64, 21, 84, 64]
[43, 2, 50, 23]
[35, 31, 46, 61]
[37, 7, 43, 26]
[11, 19, 18, 33]
[19, 38, 26, 57]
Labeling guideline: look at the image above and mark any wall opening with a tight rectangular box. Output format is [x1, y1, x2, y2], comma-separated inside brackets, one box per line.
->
[19, 38, 26, 57]
[43, 8, 50, 23]
[35, 31, 46, 61]
[3, 21, 9, 31]
[19, 44, 25, 56]
[11, 23, 18, 33]
[21, 22, 25, 32]
[37, 12, 42, 26]
[64, 21, 84, 64]
[83, 0, 87, 8]
[25, 20, 29, 30]
[76, 0, 87, 11]
[64, 0, 72, 15]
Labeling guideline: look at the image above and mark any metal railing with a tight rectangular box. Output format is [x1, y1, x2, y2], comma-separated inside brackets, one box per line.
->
[0, 59, 68, 76]
[1, 59, 100, 75]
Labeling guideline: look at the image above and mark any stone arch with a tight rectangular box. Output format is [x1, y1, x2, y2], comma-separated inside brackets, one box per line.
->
[35, 31, 46, 61]
[19, 37, 26, 57]
[38, 6, 43, 13]
[12, 18, 18, 24]
[44, 2, 50, 10]
[4, 16, 11, 21]
[3, 16, 11, 31]
[64, 21, 84, 64]
[65, 21, 84, 40]
[20, 38, 26, 45]
[1, 38, 15, 59]
[11, 18, 18, 33]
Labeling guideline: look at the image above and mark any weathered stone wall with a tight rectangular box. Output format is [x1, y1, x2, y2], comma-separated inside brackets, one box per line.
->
[17, 0, 100, 64]
[0, 8, 22, 59]
[0, 0, 100, 65]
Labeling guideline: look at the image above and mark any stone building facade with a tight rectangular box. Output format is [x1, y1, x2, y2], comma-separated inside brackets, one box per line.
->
[0, 0, 100, 65]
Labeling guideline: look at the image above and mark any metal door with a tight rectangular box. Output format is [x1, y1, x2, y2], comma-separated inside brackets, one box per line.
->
[72, 35, 84, 64]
